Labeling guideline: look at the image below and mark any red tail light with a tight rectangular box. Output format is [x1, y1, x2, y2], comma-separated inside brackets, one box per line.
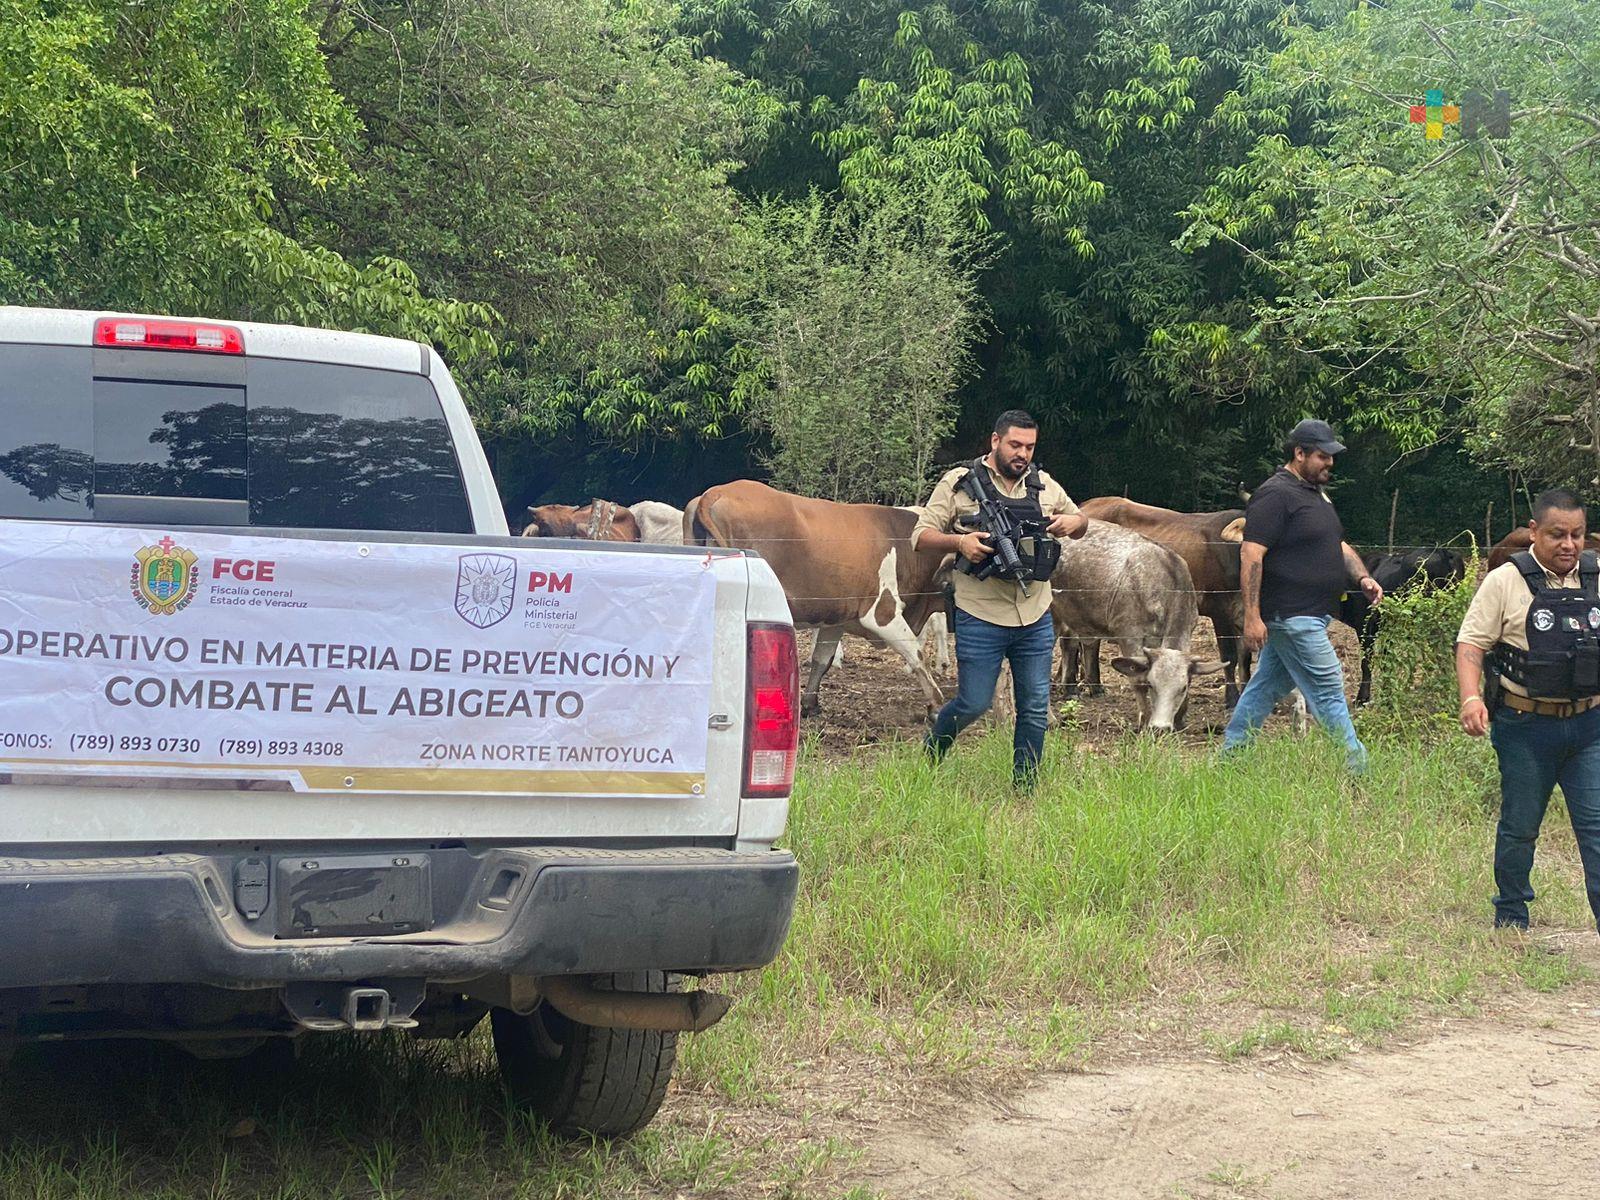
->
[744, 623, 799, 797]
[94, 317, 244, 355]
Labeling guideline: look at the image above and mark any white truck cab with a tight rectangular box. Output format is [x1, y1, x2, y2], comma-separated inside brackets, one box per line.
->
[0, 308, 799, 1136]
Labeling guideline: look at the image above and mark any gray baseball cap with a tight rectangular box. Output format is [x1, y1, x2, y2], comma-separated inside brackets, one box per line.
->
[1287, 418, 1346, 455]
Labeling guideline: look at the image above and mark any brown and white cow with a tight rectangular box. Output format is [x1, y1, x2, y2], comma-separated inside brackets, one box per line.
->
[1051, 520, 1224, 732]
[1077, 497, 1249, 704]
[685, 481, 949, 714]
[522, 500, 640, 542]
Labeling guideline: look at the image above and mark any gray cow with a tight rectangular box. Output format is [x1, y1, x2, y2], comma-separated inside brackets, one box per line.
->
[1051, 520, 1224, 733]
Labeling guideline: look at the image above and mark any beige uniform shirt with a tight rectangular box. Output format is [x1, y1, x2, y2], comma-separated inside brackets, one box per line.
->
[912, 462, 1077, 627]
[1457, 554, 1583, 699]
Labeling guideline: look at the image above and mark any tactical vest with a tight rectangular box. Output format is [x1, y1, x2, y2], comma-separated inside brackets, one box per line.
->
[1491, 550, 1600, 699]
[957, 459, 1061, 584]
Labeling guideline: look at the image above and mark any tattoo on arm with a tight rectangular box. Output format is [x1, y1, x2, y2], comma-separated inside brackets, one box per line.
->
[1242, 557, 1262, 619]
[1342, 542, 1367, 584]
[1455, 642, 1485, 702]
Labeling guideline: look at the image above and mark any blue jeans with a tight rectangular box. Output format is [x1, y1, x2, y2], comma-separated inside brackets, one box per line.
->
[926, 609, 1054, 784]
[1489, 705, 1600, 928]
[1222, 614, 1366, 771]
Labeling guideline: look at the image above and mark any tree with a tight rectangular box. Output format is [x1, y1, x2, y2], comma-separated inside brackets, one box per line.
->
[1180, 0, 1600, 491]
[681, 0, 1318, 507]
[738, 188, 990, 503]
[308, 0, 756, 441]
[0, 0, 485, 352]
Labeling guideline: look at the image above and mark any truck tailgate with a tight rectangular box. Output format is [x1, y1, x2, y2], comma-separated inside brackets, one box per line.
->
[0, 521, 754, 843]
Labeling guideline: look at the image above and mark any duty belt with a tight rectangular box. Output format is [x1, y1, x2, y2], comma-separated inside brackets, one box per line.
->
[1499, 691, 1600, 719]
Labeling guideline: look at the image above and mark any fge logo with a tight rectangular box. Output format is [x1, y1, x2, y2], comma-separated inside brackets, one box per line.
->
[1410, 88, 1511, 140]
[212, 557, 276, 582]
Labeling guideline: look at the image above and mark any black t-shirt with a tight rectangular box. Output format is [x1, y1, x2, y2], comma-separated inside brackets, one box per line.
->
[1243, 467, 1349, 619]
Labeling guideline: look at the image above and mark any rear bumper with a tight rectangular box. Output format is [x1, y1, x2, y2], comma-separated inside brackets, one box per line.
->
[0, 846, 798, 989]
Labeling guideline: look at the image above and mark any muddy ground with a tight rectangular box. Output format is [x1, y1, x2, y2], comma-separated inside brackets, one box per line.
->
[798, 619, 1364, 755]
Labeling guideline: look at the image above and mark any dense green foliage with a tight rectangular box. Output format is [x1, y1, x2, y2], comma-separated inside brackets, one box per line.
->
[0, 0, 493, 356]
[1364, 548, 1483, 735]
[1183, 0, 1600, 495]
[3, 0, 1592, 535]
[737, 189, 989, 502]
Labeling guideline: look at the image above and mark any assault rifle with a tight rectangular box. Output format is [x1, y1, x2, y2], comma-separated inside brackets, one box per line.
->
[953, 462, 1060, 598]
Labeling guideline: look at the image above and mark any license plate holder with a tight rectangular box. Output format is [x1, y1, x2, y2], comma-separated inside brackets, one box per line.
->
[275, 854, 431, 938]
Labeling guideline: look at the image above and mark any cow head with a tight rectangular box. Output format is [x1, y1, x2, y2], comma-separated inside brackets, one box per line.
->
[522, 501, 640, 541]
[1110, 648, 1226, 734]
[1420, 547, 1466, 587]
[523, 504, 581, 538]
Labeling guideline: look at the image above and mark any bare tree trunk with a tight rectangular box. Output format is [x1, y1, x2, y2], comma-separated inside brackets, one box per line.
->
[1387, 489, 1399, 554]
[1590, 382, 1600, 486]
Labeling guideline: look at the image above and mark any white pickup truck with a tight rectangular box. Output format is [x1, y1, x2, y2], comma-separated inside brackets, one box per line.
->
[0, 307, 799, 1136]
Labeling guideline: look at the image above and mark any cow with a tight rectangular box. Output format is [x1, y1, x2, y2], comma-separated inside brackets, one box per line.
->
[1338, 547, 1466, 705]
[1487, 526, 1600, 570]
[685, 481, 948, 715]
[1050, 520, 1225, 732]
[1076, 498, 1249, 704]
[628, 500, 686, 545]
[522, 500, 640, 542]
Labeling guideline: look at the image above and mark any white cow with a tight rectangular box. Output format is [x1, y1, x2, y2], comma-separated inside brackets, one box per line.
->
[628, 500, 685, 545]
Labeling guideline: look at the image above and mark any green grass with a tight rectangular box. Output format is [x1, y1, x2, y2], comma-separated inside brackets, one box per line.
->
[0, 1033, 844, 1200]
[0, 728, 1592, 1197]
[680, 728, 1594, 1093]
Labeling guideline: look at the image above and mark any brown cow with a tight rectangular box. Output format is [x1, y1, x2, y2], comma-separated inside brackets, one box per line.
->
[523, 500, 641, 542]
[1077, 497, 1249, 704]
[1487, 526, 1600, 571]
[685, 481, 948, 715]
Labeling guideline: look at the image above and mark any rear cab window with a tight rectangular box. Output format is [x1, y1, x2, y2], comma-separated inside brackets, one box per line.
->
[0, 344, 472, 533]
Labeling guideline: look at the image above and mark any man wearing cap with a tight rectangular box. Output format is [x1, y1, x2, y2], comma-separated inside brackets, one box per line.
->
[1456, 488, 1600, 932]
[1222, 420, 1382, 770]
[914, 410, 1088, 788]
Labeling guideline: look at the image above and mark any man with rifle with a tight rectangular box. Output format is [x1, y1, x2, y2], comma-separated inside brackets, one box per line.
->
[913, 410, 1087, 787]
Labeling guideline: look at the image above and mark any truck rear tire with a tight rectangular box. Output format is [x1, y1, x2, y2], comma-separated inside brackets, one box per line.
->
[490, 971, 678, 1137]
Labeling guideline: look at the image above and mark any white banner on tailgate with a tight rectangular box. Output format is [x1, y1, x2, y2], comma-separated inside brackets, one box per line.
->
[0, 523, 720, 796]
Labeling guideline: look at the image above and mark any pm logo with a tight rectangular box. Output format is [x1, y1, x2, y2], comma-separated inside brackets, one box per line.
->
[131, 536, 199, 616]
[455, 554, 517, 628]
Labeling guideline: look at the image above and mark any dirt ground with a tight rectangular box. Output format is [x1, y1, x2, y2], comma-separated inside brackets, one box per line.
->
[799, 618, 1364, 755]
[856, 934, 1600, 1199]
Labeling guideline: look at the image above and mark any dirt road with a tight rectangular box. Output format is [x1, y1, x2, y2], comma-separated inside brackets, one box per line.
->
[861, 938, 1600, 1199]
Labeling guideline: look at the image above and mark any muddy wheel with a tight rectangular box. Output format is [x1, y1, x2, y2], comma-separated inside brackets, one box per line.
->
[491, 971, 678, 1137]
